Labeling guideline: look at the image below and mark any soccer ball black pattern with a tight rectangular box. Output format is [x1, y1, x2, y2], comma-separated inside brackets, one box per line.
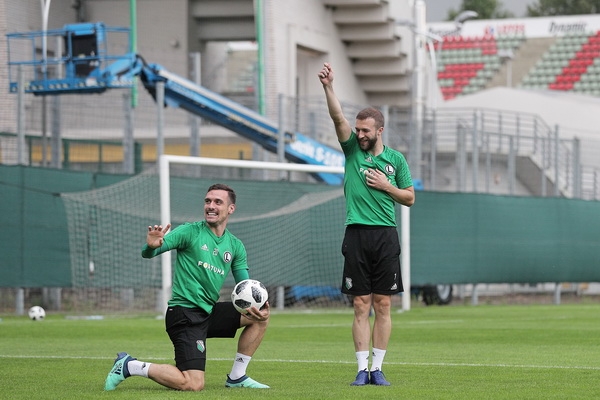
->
[28, 306, 46, 321]
[231, 279, 268, 314]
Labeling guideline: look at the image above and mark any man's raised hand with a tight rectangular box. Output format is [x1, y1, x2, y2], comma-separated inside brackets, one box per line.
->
[147, 223, 171, 249]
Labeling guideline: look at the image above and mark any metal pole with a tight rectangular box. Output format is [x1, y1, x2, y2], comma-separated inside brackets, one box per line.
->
[401, 206, 411, 311]
[41, 96, 48, 166]
[130, 0, 138, 108]
[553, 283, 561, 305]
[190, 52, 201, 157]
[457, 126, 466, 192]
[51, 96, 61, 168]
[159, 155, 172, 312]
[485, 130, 491, 193]
[40, 0, 50, 77]
[17, 66, 26, 165]
[254, 0, 266, 115]
[277, 94, 287, 180]
[508, 135, 515, 195]
[277, 94, 285, 163]
[40, 0, 50, 166]
[554, 125, 560, 197]
[51, 37, 62, 169]
[516, 113, 521, 149]
[533, 118, 538, 154]
[541, 137, 547, 197]
[472, 110, 479, 193]
[429, 109, 436, 190]
[572, 137, 581, 198]
[122, 92, 134, 174]
[156, 81, 165, 159]
[412, 0, 426, 181]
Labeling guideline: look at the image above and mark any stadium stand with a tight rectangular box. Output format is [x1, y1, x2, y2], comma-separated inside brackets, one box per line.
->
[520, 31, 600, 95]
[436, 34, 525, 100]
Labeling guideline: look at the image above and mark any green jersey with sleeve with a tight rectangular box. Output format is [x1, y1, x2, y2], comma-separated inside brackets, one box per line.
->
[340, 131, 413, 227]
[141, 221, 249, 313]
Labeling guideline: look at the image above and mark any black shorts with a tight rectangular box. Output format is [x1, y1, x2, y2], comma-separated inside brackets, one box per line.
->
[341, 225, 403, 296]
[165, 302, 241, 371]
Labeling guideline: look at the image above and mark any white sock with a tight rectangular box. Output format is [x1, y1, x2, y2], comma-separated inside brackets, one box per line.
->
[229, 353, 251, 380]
[370, 348, 386, 372]
[355, 350, 369, 372]
[127, 360, 151, 378]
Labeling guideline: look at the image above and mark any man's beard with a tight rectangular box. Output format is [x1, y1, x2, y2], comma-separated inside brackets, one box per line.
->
[358, 136, 376, 152]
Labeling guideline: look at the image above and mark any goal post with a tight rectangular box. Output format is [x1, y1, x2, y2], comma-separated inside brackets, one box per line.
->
[158, 155, 412, 311]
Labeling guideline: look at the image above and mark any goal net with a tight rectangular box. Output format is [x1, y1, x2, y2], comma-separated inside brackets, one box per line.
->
[62, 156, 411, 313]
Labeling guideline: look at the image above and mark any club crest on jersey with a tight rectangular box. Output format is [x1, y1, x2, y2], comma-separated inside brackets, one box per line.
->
[223, 251, 232, 263]
[385, 164, 395, 175]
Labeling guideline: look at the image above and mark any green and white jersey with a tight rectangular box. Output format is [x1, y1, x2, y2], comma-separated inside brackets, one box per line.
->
[142, 221, 249, 313]
[340, 131, 413, 227]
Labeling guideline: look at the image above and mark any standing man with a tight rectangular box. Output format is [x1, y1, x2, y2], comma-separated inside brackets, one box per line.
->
[104, 183, 270, 392]
[318, 63, 415, 386]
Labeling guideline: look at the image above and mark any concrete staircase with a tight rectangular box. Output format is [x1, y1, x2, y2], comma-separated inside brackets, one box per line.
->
[323, 0, 409, 106]
[189, 0, 409, 106]
[487, 37, 556, 89]
[189, 0, 256, 42]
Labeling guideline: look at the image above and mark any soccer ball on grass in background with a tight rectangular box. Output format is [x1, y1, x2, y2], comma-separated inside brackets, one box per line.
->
[231, 279, 268, 314]
[28, 306, 46, 321]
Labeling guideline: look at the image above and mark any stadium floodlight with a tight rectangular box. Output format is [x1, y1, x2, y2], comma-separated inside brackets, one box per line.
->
[454, 10, 478, 30]
[454, 10, 478, 25]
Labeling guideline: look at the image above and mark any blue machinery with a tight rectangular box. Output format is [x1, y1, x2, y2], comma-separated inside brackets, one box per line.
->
[7, 22, 344, 184]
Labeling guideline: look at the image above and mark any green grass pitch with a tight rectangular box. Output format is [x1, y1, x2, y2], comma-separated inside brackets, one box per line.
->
[1, 303, 599, 399]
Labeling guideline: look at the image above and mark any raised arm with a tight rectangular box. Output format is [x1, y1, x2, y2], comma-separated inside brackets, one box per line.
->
[141, 223, 172, 258]
[318, 63, 352, 143]
[146, 223, 171, 248]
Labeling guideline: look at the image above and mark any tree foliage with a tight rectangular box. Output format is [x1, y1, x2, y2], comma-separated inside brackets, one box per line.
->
[526, 0, 600, 16]
[446, 0, 514, 21]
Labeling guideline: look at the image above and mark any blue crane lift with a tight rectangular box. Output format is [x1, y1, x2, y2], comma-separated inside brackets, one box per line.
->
[6, 22, 344, 184]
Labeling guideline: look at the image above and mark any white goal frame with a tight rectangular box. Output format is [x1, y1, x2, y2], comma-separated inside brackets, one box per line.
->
[158, 154, 412, 311]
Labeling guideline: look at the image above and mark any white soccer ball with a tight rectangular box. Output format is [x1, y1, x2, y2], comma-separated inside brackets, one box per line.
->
[231, 279, 268, 314]
[28, 306, 46, 321]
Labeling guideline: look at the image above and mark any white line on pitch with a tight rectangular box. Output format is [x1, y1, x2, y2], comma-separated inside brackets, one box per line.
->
[1, 355, 599, 371]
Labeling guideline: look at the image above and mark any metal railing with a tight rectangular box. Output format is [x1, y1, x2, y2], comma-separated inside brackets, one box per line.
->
[2, 90, 599, 200]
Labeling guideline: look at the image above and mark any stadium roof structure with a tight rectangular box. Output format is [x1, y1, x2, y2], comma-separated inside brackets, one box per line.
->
[438, 87, 600, 166]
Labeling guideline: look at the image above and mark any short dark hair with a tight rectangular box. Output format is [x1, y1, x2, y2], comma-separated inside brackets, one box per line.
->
[356, 107, 384, 129]
[207, 183, 236, 204]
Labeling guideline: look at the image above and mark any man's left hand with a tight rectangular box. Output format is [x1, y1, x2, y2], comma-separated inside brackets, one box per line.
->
[244, 301, 270, 321]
